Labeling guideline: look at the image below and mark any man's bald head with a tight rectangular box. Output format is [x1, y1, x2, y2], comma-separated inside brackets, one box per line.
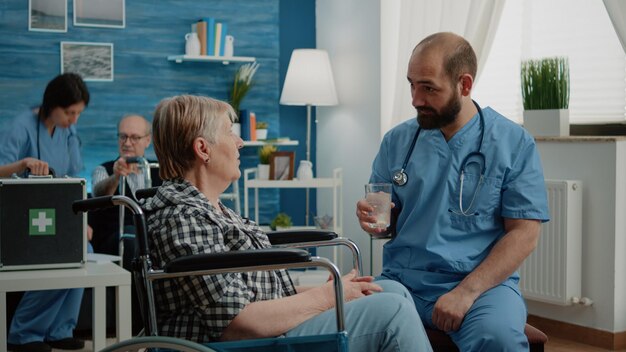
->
[411, 32, 477, 85]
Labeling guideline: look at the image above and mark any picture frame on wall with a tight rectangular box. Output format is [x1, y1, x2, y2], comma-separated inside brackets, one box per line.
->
[29, 0, 67, 32]
[74, 0, 125, 28]
[61, 42, 114, 82]
[270, 152, 295, 180]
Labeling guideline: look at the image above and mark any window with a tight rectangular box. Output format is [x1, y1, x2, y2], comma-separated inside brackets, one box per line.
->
[473, 0, 626, 124]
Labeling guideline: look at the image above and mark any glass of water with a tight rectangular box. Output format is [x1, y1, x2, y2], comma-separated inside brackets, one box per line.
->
[364, 183, 392, 230]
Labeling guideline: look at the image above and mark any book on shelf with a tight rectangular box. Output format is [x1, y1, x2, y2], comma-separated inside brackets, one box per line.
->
[219, 22, 228, 56]
[214, 22, 223, 56]
[196, 19, 207, 56]
[240, 109, 250, 141]
[205, 17, 215, 56]
[250, 112, 257, 141]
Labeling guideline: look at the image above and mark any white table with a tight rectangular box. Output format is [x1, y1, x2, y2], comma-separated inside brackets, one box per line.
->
[0, 262, 131, 351]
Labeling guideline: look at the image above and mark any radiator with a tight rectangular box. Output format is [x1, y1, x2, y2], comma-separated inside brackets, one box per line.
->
[519, 179, 583, 306]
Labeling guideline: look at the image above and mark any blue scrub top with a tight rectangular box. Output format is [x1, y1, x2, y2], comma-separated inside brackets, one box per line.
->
[370, 105, 549, 302]
[0, 110, 82, 177]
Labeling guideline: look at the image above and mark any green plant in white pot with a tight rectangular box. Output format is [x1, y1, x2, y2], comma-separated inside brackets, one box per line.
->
[270, 212, 293, 231]
[257, 144, 276, 180]
[256, 121, 268, 140]
[521, 57, 570, 136]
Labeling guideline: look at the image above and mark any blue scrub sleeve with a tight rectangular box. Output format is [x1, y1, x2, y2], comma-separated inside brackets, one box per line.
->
[67, 125, 83, 177]
[0, 118, 28, 165]
[500, 140, 550, 222]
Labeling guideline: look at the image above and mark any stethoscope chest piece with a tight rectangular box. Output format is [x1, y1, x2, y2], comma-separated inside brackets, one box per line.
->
[393, 170, 408, 186]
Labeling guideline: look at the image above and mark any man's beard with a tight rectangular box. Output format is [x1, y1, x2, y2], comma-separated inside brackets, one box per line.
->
[416, 93, 461, 130]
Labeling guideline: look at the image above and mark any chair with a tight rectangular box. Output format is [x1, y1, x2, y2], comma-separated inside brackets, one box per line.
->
[425, 324, 547, 352]
[72, 194, 349, 352]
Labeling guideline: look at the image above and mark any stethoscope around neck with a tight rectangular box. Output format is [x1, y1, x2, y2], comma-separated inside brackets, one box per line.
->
[392, 100, 486, 216]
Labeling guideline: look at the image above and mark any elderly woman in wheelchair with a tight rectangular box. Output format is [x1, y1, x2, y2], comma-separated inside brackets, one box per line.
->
[139, 94, 432, 351]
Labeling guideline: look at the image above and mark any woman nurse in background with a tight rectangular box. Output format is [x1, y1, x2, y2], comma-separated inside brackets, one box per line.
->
[0, 72, 88, 178]
[0, 73, 91, 352]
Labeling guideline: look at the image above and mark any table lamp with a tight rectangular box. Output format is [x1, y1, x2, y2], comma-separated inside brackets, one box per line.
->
[280, 49, 338, 225]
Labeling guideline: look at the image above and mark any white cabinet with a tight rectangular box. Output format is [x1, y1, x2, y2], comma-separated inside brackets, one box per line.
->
[243, 168, 343, 235]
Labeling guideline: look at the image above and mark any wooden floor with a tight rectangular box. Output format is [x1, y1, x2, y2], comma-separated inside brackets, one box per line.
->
[62, 335, 626, 352]
[545, 335, 626, 352]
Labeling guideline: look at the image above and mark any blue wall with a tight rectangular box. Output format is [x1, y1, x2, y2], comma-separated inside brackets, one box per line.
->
[279, 0, 317, 226]
[0, 0, 315, 225]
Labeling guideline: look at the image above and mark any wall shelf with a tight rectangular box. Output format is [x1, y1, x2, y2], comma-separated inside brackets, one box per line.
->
[242, 140, 298, 147]
[167, 55, 256, 65]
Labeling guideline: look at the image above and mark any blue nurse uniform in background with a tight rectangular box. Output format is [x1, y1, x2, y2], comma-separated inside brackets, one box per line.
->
[0, 109, 89, 346]
[370, 105, 550, 351]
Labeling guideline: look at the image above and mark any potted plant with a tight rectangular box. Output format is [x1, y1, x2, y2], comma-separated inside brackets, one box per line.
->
[229, 62, 260, 137]
[270, 212, 293, 231]
[256, 121, 268, 140]
[257, 144, 276, 180]
[521, 57, 570, 136]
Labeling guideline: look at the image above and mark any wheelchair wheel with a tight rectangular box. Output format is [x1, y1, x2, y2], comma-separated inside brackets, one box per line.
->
[99, 336, 216, 352]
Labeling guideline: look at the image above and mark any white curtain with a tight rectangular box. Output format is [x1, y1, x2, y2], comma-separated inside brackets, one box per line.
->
[604, 0, 626, 54]
[381, 0, 505, 134]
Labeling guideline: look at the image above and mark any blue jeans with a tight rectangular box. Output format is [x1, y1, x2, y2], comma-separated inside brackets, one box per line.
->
[285, 279, 433, 352]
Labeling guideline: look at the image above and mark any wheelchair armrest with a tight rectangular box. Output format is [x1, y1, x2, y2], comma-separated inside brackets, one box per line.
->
[135, 187, 159, 200]
[164, 248, 311, 273]
[72, 196, 115, 213]
[267, 230, 338, 245]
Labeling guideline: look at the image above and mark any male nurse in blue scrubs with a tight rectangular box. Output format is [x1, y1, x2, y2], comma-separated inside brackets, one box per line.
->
[356, 32, 550, 351]
[0, 73, 91, 352]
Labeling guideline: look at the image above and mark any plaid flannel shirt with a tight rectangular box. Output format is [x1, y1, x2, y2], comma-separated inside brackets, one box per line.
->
[142, 179, 297, 342]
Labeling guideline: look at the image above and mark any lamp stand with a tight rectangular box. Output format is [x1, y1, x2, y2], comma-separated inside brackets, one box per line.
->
[305, 103, 312, 226]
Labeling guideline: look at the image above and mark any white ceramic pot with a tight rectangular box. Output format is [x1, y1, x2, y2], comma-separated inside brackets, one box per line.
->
[257, 164, 270, 180]
[523, 109, 569, 137]
[296, 160, 313, 180]
[185, 32, 201, 56]
[256, 128, 268, 140]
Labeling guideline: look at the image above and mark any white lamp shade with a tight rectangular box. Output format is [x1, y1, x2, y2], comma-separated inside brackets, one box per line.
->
[280, 49, 338, 106]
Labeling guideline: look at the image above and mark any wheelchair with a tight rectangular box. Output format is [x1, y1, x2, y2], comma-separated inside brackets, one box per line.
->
[73, 193, 352, 352]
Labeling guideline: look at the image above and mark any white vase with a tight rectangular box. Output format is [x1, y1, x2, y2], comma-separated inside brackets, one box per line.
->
[231, 123, 241, 137]
[257, 164, 270, 180]
[256, 129, 268, 140]
[184, 32, 201, 56]
[523, 109, 569, 137]
[296, 160, 313, 180]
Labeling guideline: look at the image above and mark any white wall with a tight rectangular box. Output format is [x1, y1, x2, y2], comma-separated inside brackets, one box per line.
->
[533, 140, 626, 333]
[315, 0, 381, 274]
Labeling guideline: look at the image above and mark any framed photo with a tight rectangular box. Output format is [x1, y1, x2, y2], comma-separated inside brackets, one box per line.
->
[269, 152, 295, 180]
[74, 0, 125, 28]
[29, 0, 67, 32]
[61, 42, 114, 82]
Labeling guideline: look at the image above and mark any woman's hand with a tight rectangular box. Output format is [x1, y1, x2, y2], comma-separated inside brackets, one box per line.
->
[22, 157, 49, 175]
[317, 269, 382, 311]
